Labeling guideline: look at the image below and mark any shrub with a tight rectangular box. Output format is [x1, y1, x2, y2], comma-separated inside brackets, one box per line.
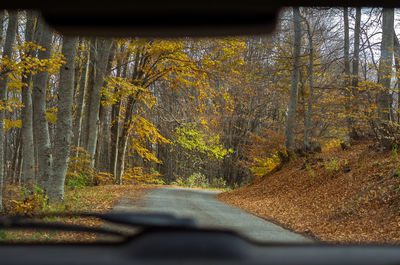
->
[187, 172, 209, 188]
[6, 185, 48, 216]
[211, 177, 227, 189]
[324, 157, 340, 174]
[172, 172, 209, 188]
[66, 173, 90, 188]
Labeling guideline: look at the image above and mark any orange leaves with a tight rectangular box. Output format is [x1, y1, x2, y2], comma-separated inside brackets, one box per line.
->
[243, 129, 286, 177]
[219, 141, 400, 244]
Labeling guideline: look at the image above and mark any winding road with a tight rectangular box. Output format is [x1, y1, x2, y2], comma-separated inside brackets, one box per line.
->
[114, 187, 311, 243]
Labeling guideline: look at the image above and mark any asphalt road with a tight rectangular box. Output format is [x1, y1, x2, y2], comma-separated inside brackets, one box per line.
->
[114, 187, 311, 243]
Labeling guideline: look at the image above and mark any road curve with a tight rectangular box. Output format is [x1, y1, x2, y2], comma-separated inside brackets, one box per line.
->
[114, 187, 311, 243]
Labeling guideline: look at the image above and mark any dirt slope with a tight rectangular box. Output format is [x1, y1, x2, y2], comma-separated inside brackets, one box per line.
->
[218, 142, 400, 244]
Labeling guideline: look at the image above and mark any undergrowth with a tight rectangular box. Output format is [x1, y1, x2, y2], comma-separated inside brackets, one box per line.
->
[172, 172, 230, 190]
[1, 184, 152, 242]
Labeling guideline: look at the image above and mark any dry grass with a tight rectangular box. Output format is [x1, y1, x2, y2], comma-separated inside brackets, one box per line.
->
[1, 184, 154, 242]
[218, 141, 400, 244]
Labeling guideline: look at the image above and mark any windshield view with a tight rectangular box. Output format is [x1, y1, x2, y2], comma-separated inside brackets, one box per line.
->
[0, 7, 399, 245]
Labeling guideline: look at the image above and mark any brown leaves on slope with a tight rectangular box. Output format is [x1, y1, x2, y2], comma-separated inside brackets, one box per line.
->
[218, 141, 400, 244]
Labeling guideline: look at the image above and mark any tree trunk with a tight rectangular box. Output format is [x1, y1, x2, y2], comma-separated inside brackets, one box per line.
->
[114, 46, 147, 183]
[32, 17, 53, 189]
[84, 39, 112, 167]
[304, 17, 314, 151]
[80, 40, 96, 150]
[0, 10, 4, 51]
[21, 10, 36, 188]
[343, 7, 350, 79]
[351, 7, 361, 88]
[394, 33, 400, 123]
[48, 36, 78, 203]
[115, 96, 136, 184]
[111, 44, 130, 180]
[285, 7, 301, 152]
[349, 7, 361, 140]
[0, 11, 18, 210]
[377, 8, 394, 149]
[72, 40, 89, 149]
[94, 43, 115, 170]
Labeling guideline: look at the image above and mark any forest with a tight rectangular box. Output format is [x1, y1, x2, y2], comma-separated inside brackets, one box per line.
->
[0, 7, 399, 210]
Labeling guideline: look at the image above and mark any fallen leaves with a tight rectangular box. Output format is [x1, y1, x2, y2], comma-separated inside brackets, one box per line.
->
[2, 184, 154, 242]
[218, 141, 400, 244]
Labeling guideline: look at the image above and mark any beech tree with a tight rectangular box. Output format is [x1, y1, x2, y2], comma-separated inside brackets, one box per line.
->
[377, 8, 394, 150]
[21, 10, 36, 187]
[49, 37, 78, 202]
[0, 11, 18, 209]
[285, 7, 301, 152]
[32, 16, 53, 189]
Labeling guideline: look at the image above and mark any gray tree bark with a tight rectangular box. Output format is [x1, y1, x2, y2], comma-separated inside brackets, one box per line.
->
[303, 16, 314, 151]
[394, 33, 400, 123]
[80, 40, 96, 150]
[0, 11, 18, 210]
[343, 7, 350, 78]
[349, 7, 362, 140]
[32, 17, 53, 189]
[21, 10, 36, 188]
[0, 10, 4, 52]
[84, 39, 112, 167]
[285, 7, 301, 152]
[377, 8, 394, 149]
[49, 36, 78, 203]
[94, 43, 115, 170]
[72, 40, 89, 148]
[352, 7, 361, 88]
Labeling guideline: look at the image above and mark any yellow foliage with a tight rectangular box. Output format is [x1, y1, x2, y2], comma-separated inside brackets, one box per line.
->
[249, 154, 281, 178]
[323, 139, 342, 152]
[3, 119, 22, 131]
[122, 167, 164, 184]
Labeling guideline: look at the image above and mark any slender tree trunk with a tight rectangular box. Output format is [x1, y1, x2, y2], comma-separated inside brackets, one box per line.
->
[114, 47, 147, 183]
[110, 92, 121, 179]
[394, 33, 400, 123]
[32, 17, 53, 189]
[84, 39, 112, 167]
[72, 40, 89, 148]
[111, 44, 130, 180]
[343, 7, 350, 79]
[49, 37, 78, 203]
[110, 98, 121, 178]
[94, 43, 115, 169]
[11, 130, 21, 183]
[285, 7, 301, 152]
[349, 7, 361, 140]
[352, 7, 361, 88]
[304, 17, 314, 151]
[377, 8, 394, 149]
[0, 10, 4, 51]
[21, 10, 36, 188]
[0, 11, 18, 210]
[80, 40, 96, 150]
[115, 97, 136, 184]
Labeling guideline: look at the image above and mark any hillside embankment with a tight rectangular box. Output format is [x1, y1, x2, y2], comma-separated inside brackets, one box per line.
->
[218, 141, 400, 244]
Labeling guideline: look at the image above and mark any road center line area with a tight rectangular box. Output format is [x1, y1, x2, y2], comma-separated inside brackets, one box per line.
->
[113, 187, 311, 243]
